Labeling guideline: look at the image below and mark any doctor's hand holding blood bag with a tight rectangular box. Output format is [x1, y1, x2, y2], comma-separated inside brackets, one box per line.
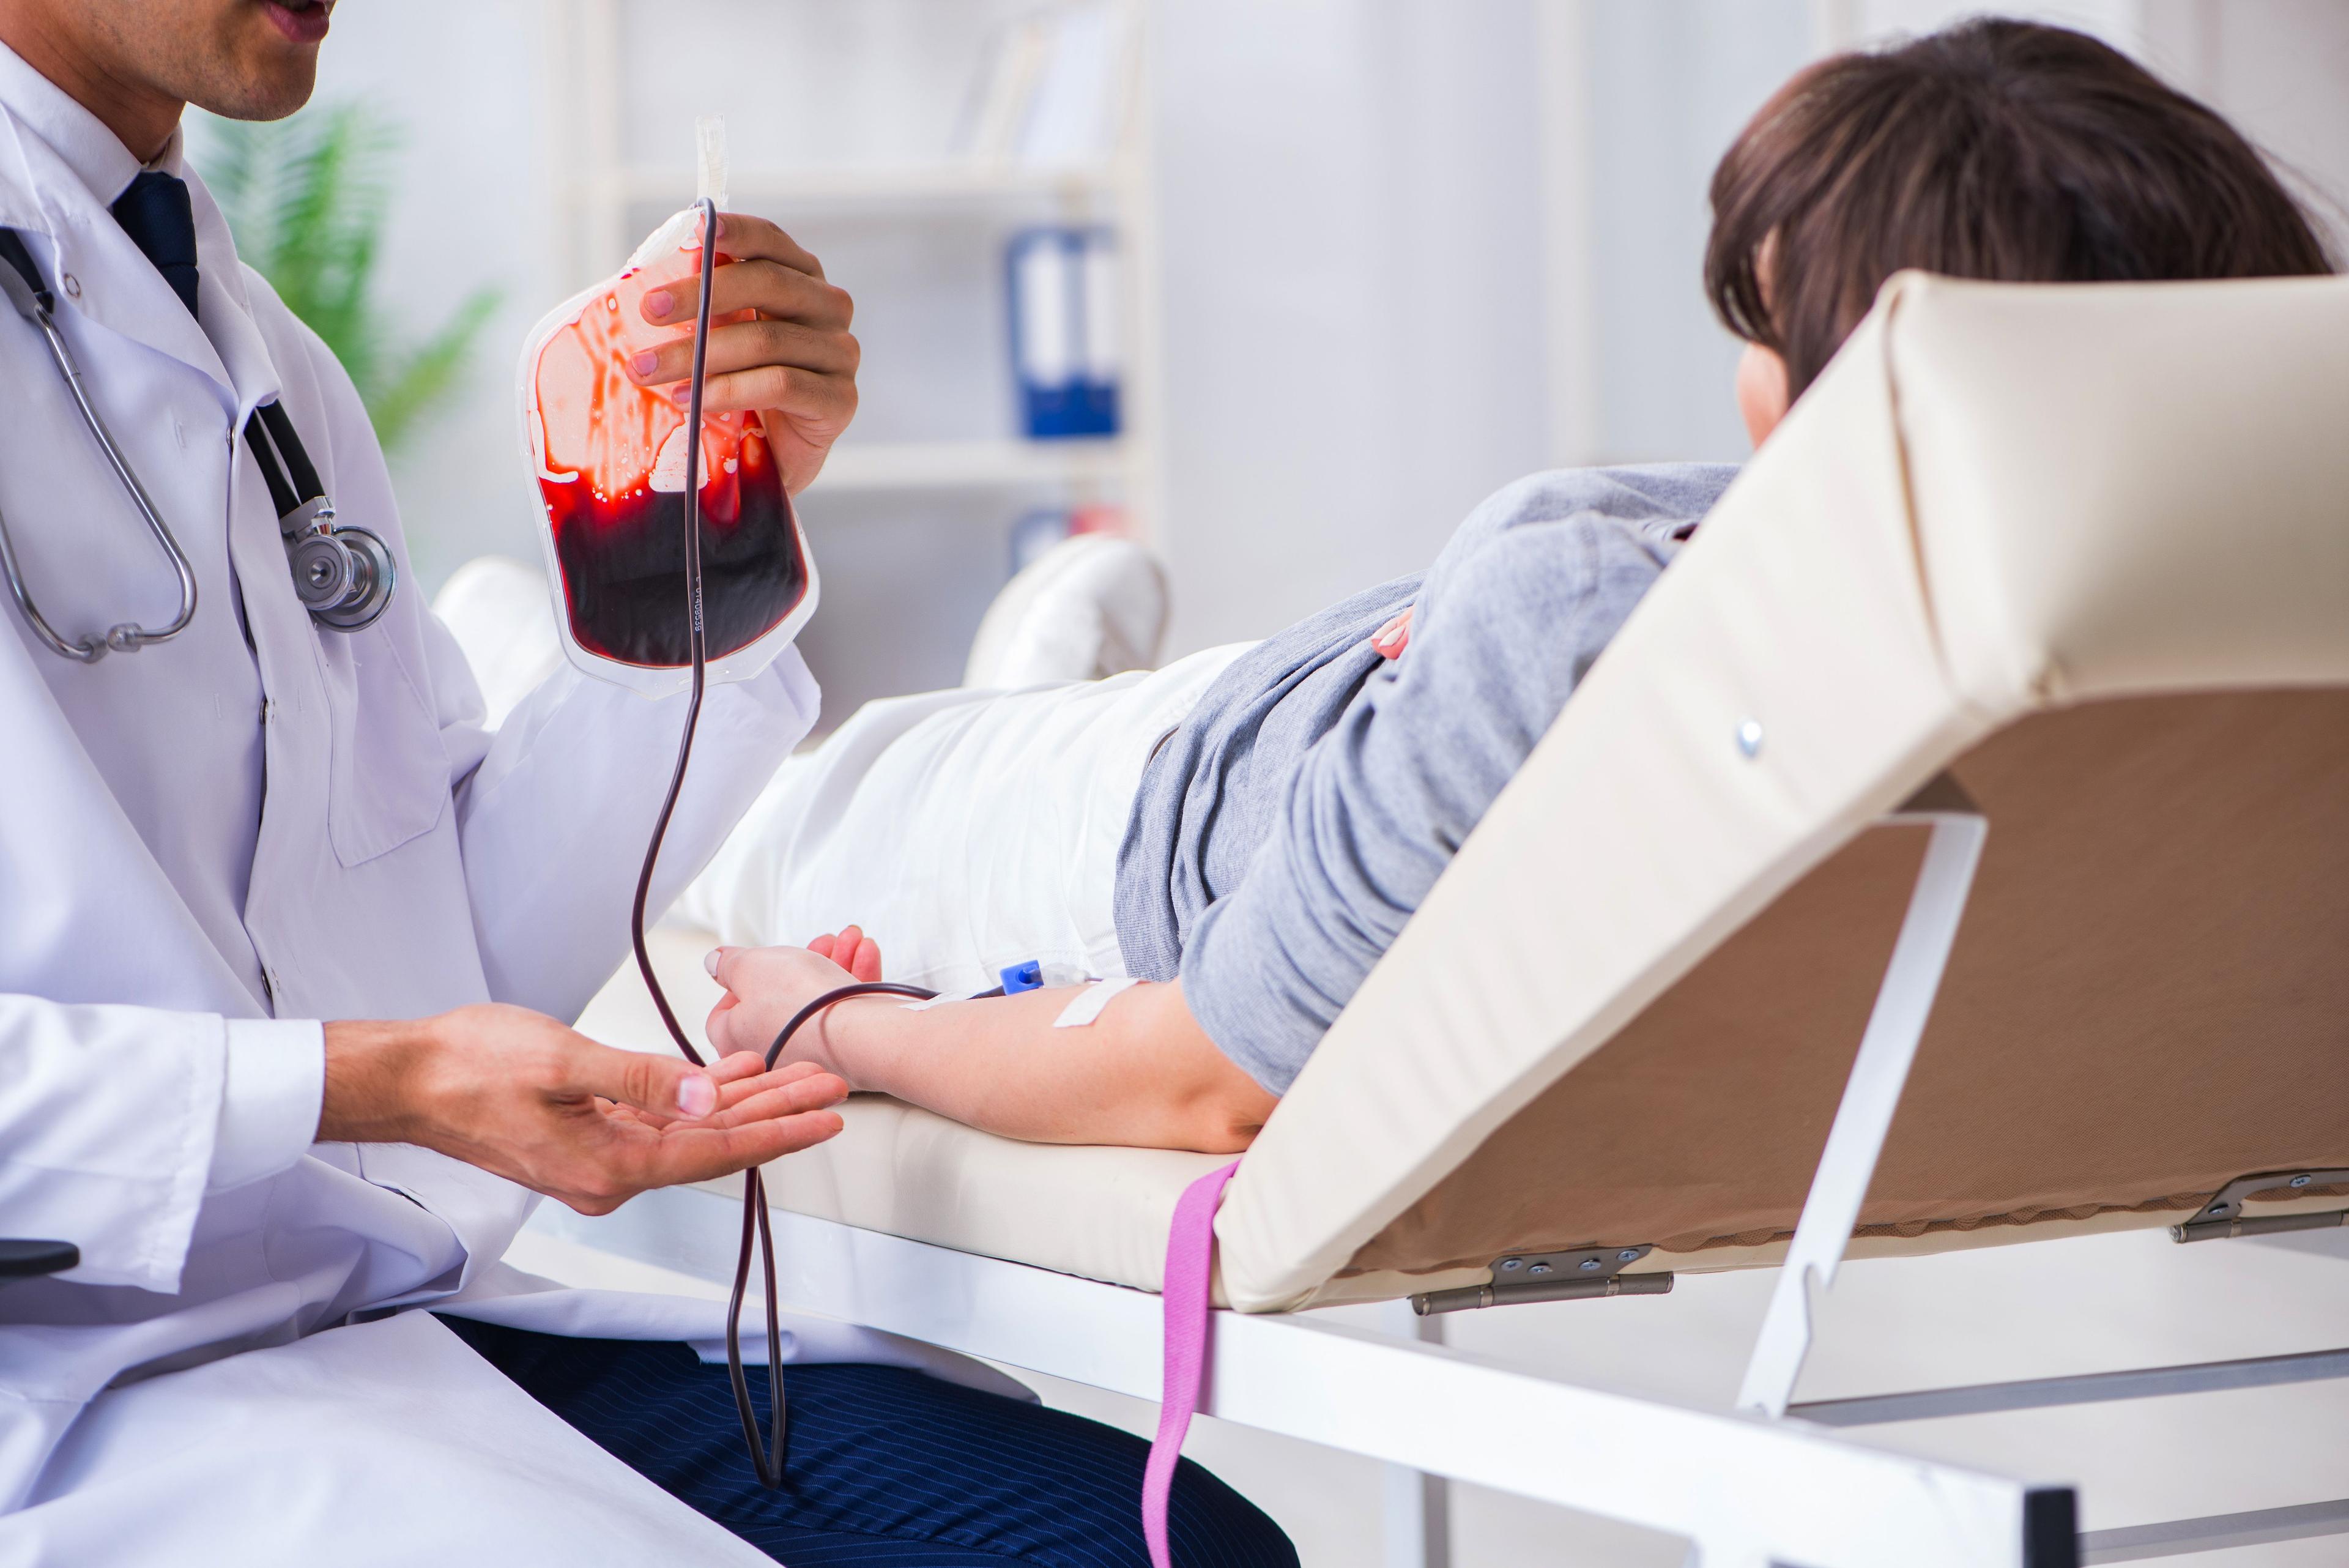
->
[524, 176, 833, 686]
[620, 210, 859, 499]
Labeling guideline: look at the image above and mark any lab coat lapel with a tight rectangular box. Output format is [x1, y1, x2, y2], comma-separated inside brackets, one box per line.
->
[184, 169, 284, 417]
[0, 106, 40, 235]
[0, 103, 237, 404]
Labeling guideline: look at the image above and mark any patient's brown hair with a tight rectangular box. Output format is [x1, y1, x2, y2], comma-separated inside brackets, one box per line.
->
[1705, 18, 2336, 399]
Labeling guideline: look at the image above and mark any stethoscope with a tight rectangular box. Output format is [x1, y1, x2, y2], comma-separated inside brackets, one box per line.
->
[0, 226, 395, 663]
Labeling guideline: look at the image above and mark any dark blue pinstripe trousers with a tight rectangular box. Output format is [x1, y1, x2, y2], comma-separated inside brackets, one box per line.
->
[441, 1318, 1297, 1567]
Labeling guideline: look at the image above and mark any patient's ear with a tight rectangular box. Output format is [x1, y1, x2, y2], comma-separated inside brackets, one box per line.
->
[1737, 343, 1790, 448]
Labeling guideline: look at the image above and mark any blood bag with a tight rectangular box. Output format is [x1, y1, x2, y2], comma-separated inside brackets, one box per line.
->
[518, 144, 815, 696]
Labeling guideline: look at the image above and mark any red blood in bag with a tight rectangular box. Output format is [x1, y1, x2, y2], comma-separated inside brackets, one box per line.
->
[529, 248, 807, 668]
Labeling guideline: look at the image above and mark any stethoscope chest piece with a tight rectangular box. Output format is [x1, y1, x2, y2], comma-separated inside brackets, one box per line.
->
[245, 399, 396, 633]
[277, 496, 396, 631]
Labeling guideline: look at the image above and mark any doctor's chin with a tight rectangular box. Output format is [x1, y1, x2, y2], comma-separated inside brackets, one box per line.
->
[4, 2, 2345, 1564]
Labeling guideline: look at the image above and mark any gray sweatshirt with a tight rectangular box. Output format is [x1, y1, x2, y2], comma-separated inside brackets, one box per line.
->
[1113, 463, 1737, 1091]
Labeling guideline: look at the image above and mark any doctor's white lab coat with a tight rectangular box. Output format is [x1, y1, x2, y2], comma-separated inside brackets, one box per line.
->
[0, 47, 993, 1568]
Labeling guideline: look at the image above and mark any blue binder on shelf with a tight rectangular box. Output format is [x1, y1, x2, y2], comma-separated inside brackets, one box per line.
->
[1008, 226, 1120, 440]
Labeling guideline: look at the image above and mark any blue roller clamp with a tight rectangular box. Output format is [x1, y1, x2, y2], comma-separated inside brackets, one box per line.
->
[1000, 960, 1045, 995]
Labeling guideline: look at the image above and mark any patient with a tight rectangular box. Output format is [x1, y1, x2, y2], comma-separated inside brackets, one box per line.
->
[688, 19, 2334, 1152]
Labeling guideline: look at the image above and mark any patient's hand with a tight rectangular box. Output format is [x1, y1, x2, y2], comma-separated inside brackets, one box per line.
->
[1370, 605, 1413, 659]
[705, 929, 880, 1073]
[806, 924, 883, 981]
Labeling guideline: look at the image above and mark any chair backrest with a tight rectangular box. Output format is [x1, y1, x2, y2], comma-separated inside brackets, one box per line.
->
[1215, 272, 2349, 1312]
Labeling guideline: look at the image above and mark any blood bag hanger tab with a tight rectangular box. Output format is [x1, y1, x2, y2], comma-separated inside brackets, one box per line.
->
[697, 115, 728, 208]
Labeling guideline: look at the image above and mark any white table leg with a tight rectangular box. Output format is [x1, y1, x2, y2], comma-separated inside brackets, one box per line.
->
[1379, 1298, 1453, 1568]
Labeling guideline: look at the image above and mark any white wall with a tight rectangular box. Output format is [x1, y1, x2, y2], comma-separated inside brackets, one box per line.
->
[295, 0, 559, 590]
[1141, 0, 1824, 655]
[1150, 0, 1552, 655]
[2170, 0, 2349, 249]
[1571, 0, 1813, 466]
[275, 0, 2349, 672]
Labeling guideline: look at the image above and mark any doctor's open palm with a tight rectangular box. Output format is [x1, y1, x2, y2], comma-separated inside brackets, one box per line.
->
[319, 1005, 849, 1214]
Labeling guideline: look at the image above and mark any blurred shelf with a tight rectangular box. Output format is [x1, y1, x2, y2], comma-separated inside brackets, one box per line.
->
[553, 0, 1163, 545]
[804, 437, 1129, 494]
[618, 163, 1121, 213]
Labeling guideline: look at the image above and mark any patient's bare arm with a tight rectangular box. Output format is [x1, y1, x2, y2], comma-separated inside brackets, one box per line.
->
[705, 941, 1277, 1154]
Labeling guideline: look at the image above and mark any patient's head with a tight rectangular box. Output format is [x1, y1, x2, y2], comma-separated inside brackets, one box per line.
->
[1706, 18, 2336, 447]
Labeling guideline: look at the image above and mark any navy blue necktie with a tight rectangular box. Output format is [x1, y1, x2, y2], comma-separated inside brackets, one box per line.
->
[109, 169, 201, 319]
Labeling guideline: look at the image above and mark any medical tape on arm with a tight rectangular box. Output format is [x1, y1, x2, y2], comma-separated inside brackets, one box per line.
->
[897, 976, 1139, 1021]
[900, 994, 965, 1013]
[1053, 976, 1140, 1028]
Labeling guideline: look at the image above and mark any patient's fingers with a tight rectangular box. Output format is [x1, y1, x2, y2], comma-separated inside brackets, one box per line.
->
[609, 1054, 831, 1129]
[705, 1068, 850, 1129]
[707, 1049, 768, 1083]
[829, 925, 883, 982]
[804, 927, 883, 981]
[1370, 606, 1414, 660]
[818, 925, 883, 981]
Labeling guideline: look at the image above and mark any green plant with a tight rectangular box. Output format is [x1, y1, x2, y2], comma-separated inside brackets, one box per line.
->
[197, 104, 500, 455]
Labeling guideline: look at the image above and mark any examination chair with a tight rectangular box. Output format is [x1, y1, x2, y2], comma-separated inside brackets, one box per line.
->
[553, 271, 2349, 1568]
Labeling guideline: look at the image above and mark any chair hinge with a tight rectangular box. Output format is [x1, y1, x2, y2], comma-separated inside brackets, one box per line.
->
[1412, 1244, 1674, 1315]
[2172, 1168, 2349, 1243]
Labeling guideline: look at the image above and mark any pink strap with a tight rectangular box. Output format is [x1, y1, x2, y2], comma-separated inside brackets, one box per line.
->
[1141, 1159, 1241, 1568]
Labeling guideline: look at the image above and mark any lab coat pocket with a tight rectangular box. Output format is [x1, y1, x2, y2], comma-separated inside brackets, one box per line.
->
[317, 626, 450, 866]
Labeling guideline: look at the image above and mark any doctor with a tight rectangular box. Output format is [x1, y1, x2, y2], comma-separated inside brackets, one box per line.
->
[0, 2, 1294, 1566]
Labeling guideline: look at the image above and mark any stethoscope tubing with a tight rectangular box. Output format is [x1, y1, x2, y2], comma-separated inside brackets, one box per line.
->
[0, 221, 393, 660]
[0, 280, 200, 663]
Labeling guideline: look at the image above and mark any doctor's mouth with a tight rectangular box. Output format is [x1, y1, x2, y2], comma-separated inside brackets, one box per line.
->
[259, 0, 332, 48]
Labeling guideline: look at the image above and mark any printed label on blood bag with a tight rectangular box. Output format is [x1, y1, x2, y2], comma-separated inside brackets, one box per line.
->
[529, 233, 807, 669]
